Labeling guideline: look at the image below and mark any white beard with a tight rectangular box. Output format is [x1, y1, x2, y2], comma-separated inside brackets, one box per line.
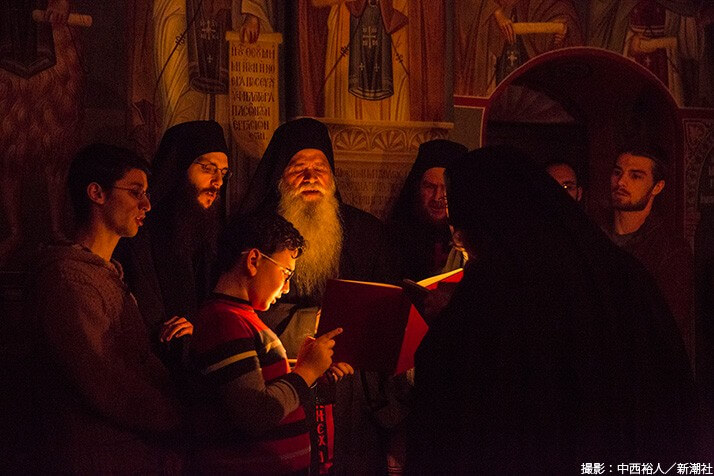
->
[278, 179, 343, 298]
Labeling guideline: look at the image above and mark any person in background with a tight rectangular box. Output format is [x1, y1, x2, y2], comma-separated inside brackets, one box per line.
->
[26, 144, 184, 474]
[546, 161, 583, 201]
[606, 146, 694, 365]
[388, 139, 469, 281]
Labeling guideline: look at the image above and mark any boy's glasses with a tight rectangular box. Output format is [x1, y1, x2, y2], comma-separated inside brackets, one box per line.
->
[242, 250, 295, 283]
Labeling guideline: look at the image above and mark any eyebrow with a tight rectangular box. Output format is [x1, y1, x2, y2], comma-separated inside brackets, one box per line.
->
[197, 159, 224, 168]
[120, 181, 146, 188]
[289, 161, 327, 168]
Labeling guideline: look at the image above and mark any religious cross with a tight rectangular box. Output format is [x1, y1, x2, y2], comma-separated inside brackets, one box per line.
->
[362, 27, 378, 48]
[359, 62, 365, 71]
[508, 51, 518, 67]
[644, 56, 652, 68]
[207, 54, 213, 64]
[200, 20, 217, 40]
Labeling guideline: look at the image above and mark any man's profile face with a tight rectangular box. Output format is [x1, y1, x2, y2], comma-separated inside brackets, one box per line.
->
[250, 248, 296, 311]
[281, 149, 334, 202]
[546, 163, 582, 201]
[610, 153, 664, 212]
[187, 151, 229, 209]
[418, 167, 448, 225]
[101, 168, 151, 238]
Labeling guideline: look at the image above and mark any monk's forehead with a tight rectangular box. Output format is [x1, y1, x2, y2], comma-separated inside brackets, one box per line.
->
[285, 148, 330, 169]
[421, 167, 446, 183]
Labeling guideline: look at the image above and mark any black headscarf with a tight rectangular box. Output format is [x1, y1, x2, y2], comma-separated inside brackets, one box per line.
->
[408, 146, 697, 473]
[150, 120, 228, 206]
[389, 139, 467, 223]
[239, 118, 335, 215]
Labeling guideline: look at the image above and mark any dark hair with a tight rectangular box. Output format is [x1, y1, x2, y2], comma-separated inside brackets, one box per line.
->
[67, 143, 150, 226]
[619, 145, 668, 183]
[218, 212, 305, 274]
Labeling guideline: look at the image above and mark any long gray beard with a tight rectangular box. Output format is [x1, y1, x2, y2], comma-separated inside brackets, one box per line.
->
[278, 182, 343, 299]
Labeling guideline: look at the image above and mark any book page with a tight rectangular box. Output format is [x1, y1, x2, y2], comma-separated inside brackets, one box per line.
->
[417, 268, 463, 287]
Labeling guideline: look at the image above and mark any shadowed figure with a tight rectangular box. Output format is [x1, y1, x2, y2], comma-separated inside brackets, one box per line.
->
[408, 146, 697, 473]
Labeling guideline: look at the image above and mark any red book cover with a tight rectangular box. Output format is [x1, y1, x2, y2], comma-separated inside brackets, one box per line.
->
[318, 269, 463, 374]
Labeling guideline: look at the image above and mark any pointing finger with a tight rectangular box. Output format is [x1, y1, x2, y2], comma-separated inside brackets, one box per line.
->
[319, 327, 343, 341]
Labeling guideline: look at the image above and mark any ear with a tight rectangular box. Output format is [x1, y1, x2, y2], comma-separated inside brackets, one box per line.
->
[652, 179, 665, 196]
[244, 248, 261, 277]
[86, 183, 106, 205]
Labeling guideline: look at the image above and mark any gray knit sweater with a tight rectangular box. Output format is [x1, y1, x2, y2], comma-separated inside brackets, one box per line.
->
[26, 242, 184, 474]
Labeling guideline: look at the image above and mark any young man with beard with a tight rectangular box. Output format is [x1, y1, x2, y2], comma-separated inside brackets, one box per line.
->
[239, 118, 394, 474]
[115, 120, 230, 380]
[607, 147, 694, 364]
[25, 144, 184, 473]
[388, 139, 468, 281]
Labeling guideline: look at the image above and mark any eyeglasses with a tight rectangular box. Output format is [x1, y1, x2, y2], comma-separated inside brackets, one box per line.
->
[111, 186, 150, 201]
[193, 160, 232, 179]
[242, 250, 295, 283]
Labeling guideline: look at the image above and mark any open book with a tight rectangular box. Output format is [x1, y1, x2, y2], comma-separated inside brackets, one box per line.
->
[317, 268, 463, 375]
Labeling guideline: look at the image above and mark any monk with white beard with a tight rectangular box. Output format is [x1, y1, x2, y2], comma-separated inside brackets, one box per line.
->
[277, 153, 343, 300]
[239, 118, 399, 474]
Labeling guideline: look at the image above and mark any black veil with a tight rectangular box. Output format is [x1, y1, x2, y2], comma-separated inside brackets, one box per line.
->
[409, 146, 697, 473]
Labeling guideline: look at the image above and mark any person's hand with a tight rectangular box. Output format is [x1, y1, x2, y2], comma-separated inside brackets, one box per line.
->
[627, 33, 660, 54]
[422, 285, 457, 324]
[293, 327, 342, 386]
[159, 316, 194, 343]
[493, 9, 515, 44]
[241, 14, 260, 43]
[46, 0, 70, 25]
[325, 362, 354, 383]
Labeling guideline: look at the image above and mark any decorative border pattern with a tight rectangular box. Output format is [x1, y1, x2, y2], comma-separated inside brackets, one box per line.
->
[684, 116, 714, 242]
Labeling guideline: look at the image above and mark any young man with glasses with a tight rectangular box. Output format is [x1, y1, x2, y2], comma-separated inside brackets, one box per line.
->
[190, 212, 352, 474]
[25, 143, 184, 473]
[546, 161, 583, 202]
[115, 120, 230, 382]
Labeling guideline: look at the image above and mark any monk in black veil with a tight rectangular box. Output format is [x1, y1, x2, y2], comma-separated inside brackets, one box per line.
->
[407, 146, 697, 473]
[238, 118, 395, 473]
[116, 120, 228, 381]
[388, 139, 468, 280]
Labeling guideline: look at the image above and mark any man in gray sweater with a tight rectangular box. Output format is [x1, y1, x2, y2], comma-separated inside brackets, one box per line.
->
[25, 144, 185, 474]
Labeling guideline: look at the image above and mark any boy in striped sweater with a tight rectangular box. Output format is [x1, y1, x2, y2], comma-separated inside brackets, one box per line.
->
[191, 212, 352, 474]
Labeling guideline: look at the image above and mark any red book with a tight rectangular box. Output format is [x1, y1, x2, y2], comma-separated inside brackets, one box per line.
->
[317, 269, 463, 375]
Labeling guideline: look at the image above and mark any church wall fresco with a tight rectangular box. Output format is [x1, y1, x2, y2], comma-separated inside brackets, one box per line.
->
[0, 0, 713, 270]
